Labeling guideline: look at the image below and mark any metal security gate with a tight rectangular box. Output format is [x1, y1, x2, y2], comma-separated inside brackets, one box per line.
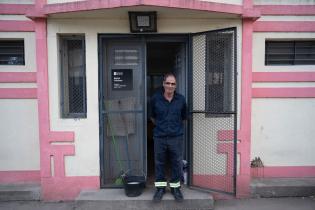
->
[99, 38, 146, 187]
[189, 28, 237, 195]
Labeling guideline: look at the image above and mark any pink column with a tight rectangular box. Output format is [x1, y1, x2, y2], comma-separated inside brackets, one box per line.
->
[243, 0, 253, 9]
[35, 0, 46, 9]
[237, 18, 254, 198]
[32, 2, 99, 200]
[34, 17, 51, 179]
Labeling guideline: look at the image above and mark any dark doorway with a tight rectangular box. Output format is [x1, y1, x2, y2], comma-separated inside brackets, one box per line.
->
[146, 41, 187, 185]
[99, 35, 188, 188]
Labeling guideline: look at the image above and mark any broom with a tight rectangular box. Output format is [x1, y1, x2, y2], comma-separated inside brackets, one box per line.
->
[107, 114, 124, 185]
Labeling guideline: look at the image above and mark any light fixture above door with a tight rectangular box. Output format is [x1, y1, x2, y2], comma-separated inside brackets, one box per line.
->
[128, 11, 157, 33]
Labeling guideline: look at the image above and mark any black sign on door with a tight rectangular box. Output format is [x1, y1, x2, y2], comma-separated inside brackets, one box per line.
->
[111, 69, 133, 90]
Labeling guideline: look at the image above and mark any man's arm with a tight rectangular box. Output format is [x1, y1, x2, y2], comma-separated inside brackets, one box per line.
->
[181, 97, 188, 121]
[150, 117, 156, 125]
[149, 95, 156, 125]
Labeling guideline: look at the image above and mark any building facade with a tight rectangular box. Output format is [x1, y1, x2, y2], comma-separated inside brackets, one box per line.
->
[0, 0, 314, 201]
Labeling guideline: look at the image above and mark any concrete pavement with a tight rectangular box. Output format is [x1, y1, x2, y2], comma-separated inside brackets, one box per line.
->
[0, 197, 314, 210]
[215, 197, 315, 210]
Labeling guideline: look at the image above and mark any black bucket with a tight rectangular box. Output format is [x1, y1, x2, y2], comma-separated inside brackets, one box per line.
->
[122, 170, 146, 197]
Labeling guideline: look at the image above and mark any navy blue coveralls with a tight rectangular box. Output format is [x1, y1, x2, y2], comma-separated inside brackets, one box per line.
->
[150, 88, 187, 189]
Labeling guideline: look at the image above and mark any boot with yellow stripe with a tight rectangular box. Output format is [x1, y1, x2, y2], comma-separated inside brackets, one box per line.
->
[153, 182, 167, 202]
[170, 181, 183, 202]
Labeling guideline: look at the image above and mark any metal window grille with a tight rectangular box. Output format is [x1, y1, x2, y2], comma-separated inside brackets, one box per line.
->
[205, 32, 234, 115]
[265, 40, 315, 65]
[60, 35, 87, 118]
[0, 40, 25, 65]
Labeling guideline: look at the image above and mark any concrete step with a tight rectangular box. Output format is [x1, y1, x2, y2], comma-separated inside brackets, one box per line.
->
[76, 186, 214, 210]
[0, 183, 41, 201]
[251, 178, 315, 198]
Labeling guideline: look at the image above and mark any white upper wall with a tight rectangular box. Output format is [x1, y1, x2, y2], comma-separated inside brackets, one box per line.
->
[0, 32, 36, 73]
[0, 15, 30, 21]
[253, 32, 315, 72]
[253, 16, 315, 72]
[251, 28, 315, 167]
[251, 98, 315, 166]
[258, 16, 315, 21]
[254, 0, 315, 5]
[46, 0, 243, 5]
[200, 0, 242, 5]
[47, 0, 85, 4]
[0, 0, 34, 4]
[2, 0, 314, 6]
[0, 29, 38, 171]
[0, 99, 40, 171]
[0, 83, 37, 88]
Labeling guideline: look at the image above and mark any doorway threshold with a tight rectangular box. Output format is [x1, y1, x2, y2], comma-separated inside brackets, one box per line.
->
[76, 186, 214, 209]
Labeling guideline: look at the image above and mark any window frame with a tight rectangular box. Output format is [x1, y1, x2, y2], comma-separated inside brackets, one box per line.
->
[205, 32, 234, 117]
[265, 40, 315, 66]
[59, 34, 87, 119]
[0, 39, 25, 66]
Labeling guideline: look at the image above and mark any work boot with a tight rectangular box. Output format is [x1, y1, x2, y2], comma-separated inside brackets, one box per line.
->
[153, 188, 165, 203]
[171, 187, 184, 202]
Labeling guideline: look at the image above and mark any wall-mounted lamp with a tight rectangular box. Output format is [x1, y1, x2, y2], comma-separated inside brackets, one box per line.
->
[128, 11, 157, 33]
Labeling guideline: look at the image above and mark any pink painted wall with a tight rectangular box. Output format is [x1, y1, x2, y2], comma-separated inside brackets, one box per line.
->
[42, 0, 243, 15]
[0, 20, 35, 32]
[251, 22, 315, 178]
[1, 0, 315, 201]
[253, 21, 315, 32]
[0, 11, 39, 178]
[0, 72, 37, 83]
[0, 88, 37, 99]
[237, 18, 254, 198]
[251, 166, 315, 178]
[256, 5, 315, 15]
[252, 72, 315, 97]
[0, 171, 40, 183]
[0, 4, 33, 15]
[253, 72, 315, 82]
[32, 1, 99, 200]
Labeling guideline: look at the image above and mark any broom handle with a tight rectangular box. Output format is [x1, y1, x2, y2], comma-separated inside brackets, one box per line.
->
[107, 110, 124, 172]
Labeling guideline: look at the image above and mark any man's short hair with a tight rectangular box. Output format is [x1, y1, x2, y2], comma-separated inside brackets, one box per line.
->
[163, 72, 176, 81]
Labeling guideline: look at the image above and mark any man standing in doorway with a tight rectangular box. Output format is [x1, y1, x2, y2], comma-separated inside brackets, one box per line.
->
[150, 72, 187, 202]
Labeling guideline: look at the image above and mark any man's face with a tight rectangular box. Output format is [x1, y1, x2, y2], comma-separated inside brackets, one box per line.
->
[163, 75, 176, 95]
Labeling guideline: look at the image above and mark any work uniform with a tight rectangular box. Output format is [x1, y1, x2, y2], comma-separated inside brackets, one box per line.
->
[150, 88, 187, 189]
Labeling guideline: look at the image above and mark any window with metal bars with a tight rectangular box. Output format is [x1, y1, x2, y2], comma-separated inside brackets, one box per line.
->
[205, 32, 234, 115]
[265, 40, 315, 65]
[0, 40, 25, 65]
[59, 35, 87, 118]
